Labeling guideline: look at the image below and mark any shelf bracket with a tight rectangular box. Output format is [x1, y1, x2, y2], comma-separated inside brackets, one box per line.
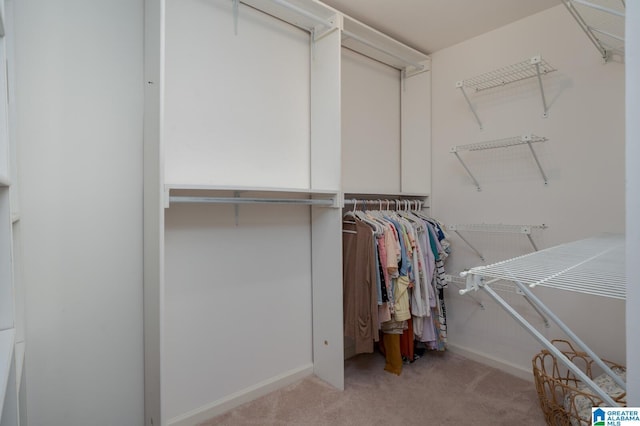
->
[456, 81, 483, 130]
[522, 134, 549, 186]
[561, 0, 609, 61]
[450, 148, 481, 191]
[530, 56, 550, 118]
[445, 274, 485, 309]
[448, 225, 485, 261]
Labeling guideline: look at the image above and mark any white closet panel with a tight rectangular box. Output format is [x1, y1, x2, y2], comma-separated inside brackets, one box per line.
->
[164, 0, 310, 188]
[164, 203, 313, 420]
[341, 48, 401, 193]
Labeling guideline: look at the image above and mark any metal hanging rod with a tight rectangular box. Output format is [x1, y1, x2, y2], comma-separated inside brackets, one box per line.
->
[343, 198, 427, 210]
[342, 29, 426, 72]
[169, 196, 335, 206]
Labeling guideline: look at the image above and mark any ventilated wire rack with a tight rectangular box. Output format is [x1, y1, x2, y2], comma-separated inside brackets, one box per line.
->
[460, 58, 557, 92]
[464, 234, 625, 300]
[451, 135, 547, 152]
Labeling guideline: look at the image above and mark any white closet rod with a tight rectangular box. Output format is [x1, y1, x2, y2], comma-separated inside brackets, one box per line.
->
[343, 198, 426, 209]
[342, 30, 425, 71]
[169, 196, 334, 206]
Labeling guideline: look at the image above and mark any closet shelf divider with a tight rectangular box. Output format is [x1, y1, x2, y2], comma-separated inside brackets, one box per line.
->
[450, 134, 549, 191]
[455, 55, 557, 128]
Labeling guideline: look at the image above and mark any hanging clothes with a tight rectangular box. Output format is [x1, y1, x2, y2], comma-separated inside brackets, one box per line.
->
[343, 219, 380, 354]
[342, 201, 452, 372]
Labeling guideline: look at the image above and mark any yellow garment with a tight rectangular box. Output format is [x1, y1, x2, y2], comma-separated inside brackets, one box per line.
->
[393, 275, 411, 321]
[383, 333, 402, 375]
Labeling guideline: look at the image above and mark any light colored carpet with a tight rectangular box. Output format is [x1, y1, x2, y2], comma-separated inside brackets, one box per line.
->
[200, 351, 546, 426]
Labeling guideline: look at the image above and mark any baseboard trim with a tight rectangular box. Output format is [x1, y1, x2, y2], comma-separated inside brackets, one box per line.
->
[167, 364, 314, 426]
[447, 343, 534, 382]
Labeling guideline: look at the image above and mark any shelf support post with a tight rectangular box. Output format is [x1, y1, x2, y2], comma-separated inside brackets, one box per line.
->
[522, 134, 549, 186]
[513, 281, 627, 390]
[561, 0, 609, 61]
[456, 82, 483, 130]
[481, 284, 619, 406]
[450, 148, 481, 191]
[531, 56, 550, 117]
[449, 226, 485, 261]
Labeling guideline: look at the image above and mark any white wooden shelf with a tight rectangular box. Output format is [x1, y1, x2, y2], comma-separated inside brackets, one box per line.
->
[0, 175, 9, 187]
[341, 14, 429, 75]
[235, 0, 429, 74]
[450, 134, 548, 191]
[165, 184, 341, 208]
[455, 55, 557, 128]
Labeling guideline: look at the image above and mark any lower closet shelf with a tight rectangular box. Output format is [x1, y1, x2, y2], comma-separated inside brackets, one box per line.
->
[459, 234, 625, 407]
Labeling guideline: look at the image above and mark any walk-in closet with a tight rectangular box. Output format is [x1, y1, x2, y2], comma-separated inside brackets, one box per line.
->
[2, 0, 638, 425]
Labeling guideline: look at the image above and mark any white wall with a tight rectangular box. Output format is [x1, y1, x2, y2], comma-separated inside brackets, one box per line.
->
[14, 1, 144, 425]
[164, 203, 313, 421]
[626, 1, 640, 406]
[341, 48, 401, 193]
[431, 5, 626, 377]
[164, 0, 310, 189]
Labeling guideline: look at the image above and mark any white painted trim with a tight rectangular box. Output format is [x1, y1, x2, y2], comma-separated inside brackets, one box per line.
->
[167, 364, 314, 426]
[447, 343, 534, 383]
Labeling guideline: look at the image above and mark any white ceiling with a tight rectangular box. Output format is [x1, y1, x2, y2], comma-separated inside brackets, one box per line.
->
[320, 0, 562, 54]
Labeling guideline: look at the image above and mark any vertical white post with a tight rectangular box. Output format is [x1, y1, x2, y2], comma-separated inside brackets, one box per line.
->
[144, 0, 165, 424]
[626, 0, 640, 406]
[310, 19, 343, 390]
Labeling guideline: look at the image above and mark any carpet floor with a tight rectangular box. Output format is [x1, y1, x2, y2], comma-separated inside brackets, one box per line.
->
[199, 350, 546, 426]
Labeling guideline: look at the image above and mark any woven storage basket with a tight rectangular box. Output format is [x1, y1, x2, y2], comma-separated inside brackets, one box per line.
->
[532, 339, 626, 426]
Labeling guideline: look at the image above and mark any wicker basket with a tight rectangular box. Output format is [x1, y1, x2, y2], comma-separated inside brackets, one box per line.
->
[532, 339, 626, 426]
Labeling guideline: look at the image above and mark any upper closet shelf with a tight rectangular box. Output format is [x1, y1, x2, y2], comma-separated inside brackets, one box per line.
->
[235, 0, 429, 74]
[561, 0, 625, 62]
[239, 0, 338, 33]
[341, 15, 429, 75]
[456, 55, 557, 129]
[165, 184, 341, 208]
[450, 134, 548, 191]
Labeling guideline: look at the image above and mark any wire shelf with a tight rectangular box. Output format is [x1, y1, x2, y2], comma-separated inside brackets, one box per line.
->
[450, 135, 547, 153]
[447, 224, 547, 234]
[465, 234, 625, 299]
[459, 57, 557, 92]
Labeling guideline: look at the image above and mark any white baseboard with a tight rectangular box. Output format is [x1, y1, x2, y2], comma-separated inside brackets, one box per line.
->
[167, 364, 314, 426]
[447, 343, 534, 382]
